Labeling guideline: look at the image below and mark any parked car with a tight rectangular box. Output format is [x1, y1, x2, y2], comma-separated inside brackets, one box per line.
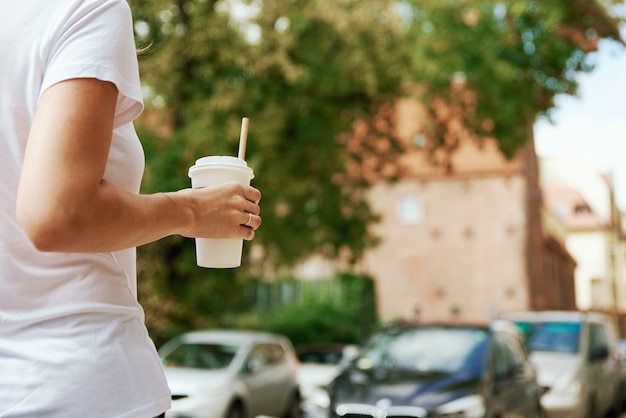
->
[159, 329, 301, 418]
[501, 310, 622, 418]
[326, 320, 546, 418]
[296, 343, 358, 418]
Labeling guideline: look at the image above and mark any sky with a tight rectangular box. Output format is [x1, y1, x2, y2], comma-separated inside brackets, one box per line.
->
[534, 25, 626, 209]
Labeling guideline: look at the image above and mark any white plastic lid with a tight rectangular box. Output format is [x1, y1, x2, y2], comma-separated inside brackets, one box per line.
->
[194, 156, 248, 167]
[188, 156, 253, 178]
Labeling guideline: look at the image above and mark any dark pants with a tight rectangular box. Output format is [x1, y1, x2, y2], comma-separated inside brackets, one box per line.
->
[154, 414, 165, 418]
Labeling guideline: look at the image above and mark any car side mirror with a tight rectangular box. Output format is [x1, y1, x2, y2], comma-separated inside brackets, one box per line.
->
[341, 346, 359, 367]
[588, 346, 609, 362]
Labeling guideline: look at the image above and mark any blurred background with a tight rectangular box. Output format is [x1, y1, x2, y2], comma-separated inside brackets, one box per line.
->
[126, 0, 626, 349]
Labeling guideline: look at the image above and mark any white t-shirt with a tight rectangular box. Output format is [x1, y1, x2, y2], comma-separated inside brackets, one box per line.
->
[0, 0, 171, 417]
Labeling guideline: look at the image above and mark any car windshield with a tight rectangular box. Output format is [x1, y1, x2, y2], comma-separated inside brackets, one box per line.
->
[513, 321, 580, 354]
[355, 326, 488, 374]
[161, 342, 239, 370]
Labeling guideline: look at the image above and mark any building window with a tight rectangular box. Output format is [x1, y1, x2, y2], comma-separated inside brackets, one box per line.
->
[554, 205, 568, 219]
[397, 195, 423, 224]
[574, 203, 591, 215]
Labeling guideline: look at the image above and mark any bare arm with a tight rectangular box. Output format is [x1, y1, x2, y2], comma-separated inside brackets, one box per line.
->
[16, 78, 261, 253]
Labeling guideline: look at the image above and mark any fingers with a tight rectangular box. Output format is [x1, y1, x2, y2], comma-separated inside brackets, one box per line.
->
[239, 185, 261, 239]
[241, 211, 261, 230]
[243, 199, 260, 216]
[241, 203, 261, 241]
[180, 181, 262, 240]
[243, 185, 261, 206]
[239, 184, 261, 232]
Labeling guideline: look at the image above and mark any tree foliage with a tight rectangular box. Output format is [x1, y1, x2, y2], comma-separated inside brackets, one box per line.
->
[399, 0, 624, 158]
[127, 0, 624, 340]
[247, 273, 379, 346]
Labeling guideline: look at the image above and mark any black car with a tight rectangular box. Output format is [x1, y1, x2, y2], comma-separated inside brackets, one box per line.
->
[326, 320, 545, 418]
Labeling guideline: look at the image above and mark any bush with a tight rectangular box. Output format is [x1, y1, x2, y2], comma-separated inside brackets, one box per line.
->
[251, 274, 379, 345]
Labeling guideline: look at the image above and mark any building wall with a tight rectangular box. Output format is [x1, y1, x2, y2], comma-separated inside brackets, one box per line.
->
[540, 156, 623, 315]
[616, 240, 626, 313]
[291, 99, 578, 326]
[347, 99, 578, 324]
[566, 231, 612, 309]
[357, 175, 530, 323]
[540, 208, 577, 309]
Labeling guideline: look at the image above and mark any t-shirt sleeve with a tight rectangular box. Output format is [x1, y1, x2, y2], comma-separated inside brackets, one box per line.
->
[41, 0, 143, 127]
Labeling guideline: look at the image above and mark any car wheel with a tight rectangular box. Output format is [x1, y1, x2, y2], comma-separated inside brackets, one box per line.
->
[226, 400, 245, 418]
[282, 391, 301, 418]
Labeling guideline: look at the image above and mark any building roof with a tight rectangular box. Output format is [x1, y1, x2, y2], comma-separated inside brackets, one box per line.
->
[543, 186, 605, 230]
[540, 156, 613, 225]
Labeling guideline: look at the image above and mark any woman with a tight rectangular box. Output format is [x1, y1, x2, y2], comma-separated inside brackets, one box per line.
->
[0, 0, 261, 417]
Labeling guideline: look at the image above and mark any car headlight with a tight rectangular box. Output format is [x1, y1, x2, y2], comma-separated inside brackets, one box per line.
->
[302, 386, 331, 410]
[432, 395, 486, 418]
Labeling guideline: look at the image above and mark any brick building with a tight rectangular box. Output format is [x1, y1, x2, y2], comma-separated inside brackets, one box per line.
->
[354, 98, 576, 323]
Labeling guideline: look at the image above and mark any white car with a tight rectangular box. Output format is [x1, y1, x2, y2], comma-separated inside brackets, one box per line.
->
[296, 343, 357, 418]
[159, 329, 301, 418]
[502, 310, 622, 418]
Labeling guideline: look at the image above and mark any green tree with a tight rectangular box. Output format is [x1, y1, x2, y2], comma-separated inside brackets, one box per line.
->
[129, 0, 409, 340]
[127, 0, 624, 341]
[399, 0, 624, 158]
[249, 273, 379, 345]
[132, 0, 408, 266]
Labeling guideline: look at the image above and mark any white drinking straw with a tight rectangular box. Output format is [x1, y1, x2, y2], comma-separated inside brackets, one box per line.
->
[238, 117, 249, 160]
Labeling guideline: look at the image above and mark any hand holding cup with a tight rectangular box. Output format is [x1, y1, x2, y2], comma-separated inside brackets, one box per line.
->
[187, 117, 260, 268]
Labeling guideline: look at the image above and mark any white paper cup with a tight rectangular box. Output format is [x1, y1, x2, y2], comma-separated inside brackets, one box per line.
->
[188, 156, 255, 268]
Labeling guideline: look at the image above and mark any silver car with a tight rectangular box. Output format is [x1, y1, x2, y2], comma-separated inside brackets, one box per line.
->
[159, 329, 301, 418]
[502, 310, 622, 418]
[296, 343, 358, 418]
